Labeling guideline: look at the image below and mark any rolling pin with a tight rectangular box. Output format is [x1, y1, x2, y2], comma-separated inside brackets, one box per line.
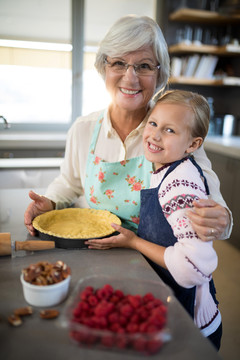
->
[0, 233, 55, 256]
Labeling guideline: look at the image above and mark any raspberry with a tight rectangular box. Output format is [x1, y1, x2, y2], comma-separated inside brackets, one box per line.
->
[118, 314, 127, 327]
[80, 286, 94, 301]
[153, 298, 164, 307]
[146, 324, 159, 333]
[85, 333, 98, 345]
[119, 304, 133, 317]
[73, 301, 90, 318]
[101, 334, 114, 347]
[81, 316, 95, 328]
[94, 300, 114, 317]
[114, 289, 124, 299]
[116, 335, 128, 349]
[110, 322, 121, 332]
[137, 306, 149, 320]
[139, 321, 149, 333]
[70, 330, 87, 343]
[126, 322, 139, 333]
[108, 311, 119, 324]
[147, 339, 163, 354]
[109, 294, 120, 304]
[149, 312, 166, 328]
[88, 295, 98, 307]
[129, 313, 140, 324]
[96, 284, 113, 300]
[91, 315, 108, 329]
[145, 300, 156, 310]
[128, 294, 142, 308]
[143, 292, 155, 303]
[132, 337, 147, 352]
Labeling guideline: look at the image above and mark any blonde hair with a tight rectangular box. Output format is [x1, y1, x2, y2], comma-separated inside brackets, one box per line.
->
[95, 15, 170, 92]
[153, 90, 210, 140]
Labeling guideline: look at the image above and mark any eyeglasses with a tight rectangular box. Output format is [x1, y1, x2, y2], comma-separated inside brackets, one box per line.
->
[104, 58, 160, 76]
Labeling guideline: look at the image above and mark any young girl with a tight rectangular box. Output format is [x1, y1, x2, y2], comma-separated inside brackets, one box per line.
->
[86, 90, 222, 349]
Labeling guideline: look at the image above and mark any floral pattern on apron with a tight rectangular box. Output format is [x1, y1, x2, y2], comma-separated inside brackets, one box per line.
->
[84, 114, 152, 231]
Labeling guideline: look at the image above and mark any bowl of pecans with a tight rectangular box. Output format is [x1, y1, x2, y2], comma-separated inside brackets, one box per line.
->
[20, 260, 71, 307]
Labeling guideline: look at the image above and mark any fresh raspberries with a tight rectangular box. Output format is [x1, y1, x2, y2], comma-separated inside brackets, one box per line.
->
[70, 283, 168, 354]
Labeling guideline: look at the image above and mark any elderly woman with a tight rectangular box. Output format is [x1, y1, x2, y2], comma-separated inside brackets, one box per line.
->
[24, 15, 232, 242]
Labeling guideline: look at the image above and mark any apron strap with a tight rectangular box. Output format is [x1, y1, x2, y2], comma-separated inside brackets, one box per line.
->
[157, 156, 210, 195]
[89, 112, 105, 153]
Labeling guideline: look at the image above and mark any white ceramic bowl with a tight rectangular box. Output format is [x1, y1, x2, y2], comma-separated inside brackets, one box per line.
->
[20, 274, 71, 307]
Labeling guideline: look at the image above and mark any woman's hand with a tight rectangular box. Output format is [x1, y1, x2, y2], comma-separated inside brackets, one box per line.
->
[24, 190, 55, 236]
[187, 199, 230, 242]
[85, 223, 137, 250]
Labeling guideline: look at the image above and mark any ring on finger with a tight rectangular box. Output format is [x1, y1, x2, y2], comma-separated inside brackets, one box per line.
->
[210, 228, 215, 236]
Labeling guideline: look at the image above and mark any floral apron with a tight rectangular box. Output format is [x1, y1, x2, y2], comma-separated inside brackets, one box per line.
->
[84, 113, 153, 232]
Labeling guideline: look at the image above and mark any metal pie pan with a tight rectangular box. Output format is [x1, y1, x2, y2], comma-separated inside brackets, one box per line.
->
[36, 230, 119, 249]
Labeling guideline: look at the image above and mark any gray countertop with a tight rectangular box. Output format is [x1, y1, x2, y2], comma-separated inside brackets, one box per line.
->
[0, 157, 63, 169]
[204, 135, 240, 159]
[0, 188, 221, 360]
[0, 132, 67, 149]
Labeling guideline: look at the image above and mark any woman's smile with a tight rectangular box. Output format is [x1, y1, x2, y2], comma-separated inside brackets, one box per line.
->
[120, 87, 142, 96]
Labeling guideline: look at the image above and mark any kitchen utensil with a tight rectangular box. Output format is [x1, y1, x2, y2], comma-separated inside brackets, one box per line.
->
[222, 114, 236, 137]
[0, 232, 55, 256]
[32, 208, 121, 249]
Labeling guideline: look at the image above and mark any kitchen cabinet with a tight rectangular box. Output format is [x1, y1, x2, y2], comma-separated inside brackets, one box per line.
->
[0, 158, 62, 188]
[159, 2, 240, 117]
[205, 149, 240, 249]
[168, 8, 240, 85]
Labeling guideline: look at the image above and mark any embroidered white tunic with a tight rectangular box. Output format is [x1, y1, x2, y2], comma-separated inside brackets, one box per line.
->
[151, 159, 221, 336]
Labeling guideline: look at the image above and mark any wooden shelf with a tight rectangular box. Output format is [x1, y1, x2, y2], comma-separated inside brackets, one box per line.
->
[169, 76, 240, 86]
[169, 8, 240, 24]
[169, 43, 240, 56]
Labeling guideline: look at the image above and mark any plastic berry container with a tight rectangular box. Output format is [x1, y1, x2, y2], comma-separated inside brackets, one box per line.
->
[60, 275, 173, 355]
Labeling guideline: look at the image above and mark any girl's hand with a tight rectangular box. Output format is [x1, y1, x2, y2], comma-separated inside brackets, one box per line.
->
[85, 223, 137, 250]
[187, 199, 230, 242]
[24, 190, 55, 236]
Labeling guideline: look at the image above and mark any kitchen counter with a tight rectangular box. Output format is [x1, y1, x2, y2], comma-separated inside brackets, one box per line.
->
[204, 135, 240, 159]
[0, 157, 63, 169]
[0, 188, 221, 360]
[0, 132, 66, 149]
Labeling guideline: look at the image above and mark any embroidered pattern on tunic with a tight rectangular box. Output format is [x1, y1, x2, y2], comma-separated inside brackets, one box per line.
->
[162, 194, 199, 217]
[176, 231, 199, 240]
[158, 179, 206, 198]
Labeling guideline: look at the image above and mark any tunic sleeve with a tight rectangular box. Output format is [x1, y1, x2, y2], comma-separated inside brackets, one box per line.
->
[161, 160, 218, 288]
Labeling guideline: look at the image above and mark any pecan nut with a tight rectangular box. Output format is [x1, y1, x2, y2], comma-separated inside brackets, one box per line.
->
[8, 314, 22, 327]
[40, 309, 60, 319]
[14, 306, 33, 316]
[22, 260, 71, 285]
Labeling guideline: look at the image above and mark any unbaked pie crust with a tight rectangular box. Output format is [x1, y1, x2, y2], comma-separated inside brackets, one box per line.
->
[33, 208, 121, 239]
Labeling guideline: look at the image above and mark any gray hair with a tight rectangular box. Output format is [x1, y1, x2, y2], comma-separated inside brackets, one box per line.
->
[95, 15, 170, 92]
